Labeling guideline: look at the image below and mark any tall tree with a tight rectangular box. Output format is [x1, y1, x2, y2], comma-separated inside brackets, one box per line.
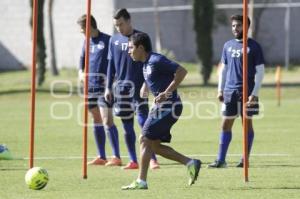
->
[30, 0, 46, 86]
[48, 0, 59, 76]
[193, 0, 214, 85]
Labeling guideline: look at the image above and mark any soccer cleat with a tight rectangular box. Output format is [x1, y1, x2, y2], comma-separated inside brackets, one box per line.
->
[105, 157, 122, 166]
[236, 160, 249, 168]
[187, 159, 201, 186]
[150, 159, 160, 170]
[236, 161, 243, 168]
[0, 145, 13, 160]
[87, 157, 107, 165]
[121, 180, 148, 190]
[207, 160, 227, 168]
[122, 161, 139, 170]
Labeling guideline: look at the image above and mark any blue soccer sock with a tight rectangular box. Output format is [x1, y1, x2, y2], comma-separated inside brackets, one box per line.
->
[93, 125, 106, 159]
[240, 130, 255, 162]
[137, 113, 148, 128]
[105, 125, 120, 158]
[217, 131, 232, 162]
[122, 120, 137, 163]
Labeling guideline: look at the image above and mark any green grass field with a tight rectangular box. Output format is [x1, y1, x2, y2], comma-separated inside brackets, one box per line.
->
[0, 67, 300, 199]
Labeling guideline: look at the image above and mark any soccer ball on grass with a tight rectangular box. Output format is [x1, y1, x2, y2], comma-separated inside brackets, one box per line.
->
[25, 167, 49, 190]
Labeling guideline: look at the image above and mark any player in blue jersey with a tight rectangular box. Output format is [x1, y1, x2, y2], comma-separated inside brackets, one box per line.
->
[0, 144, 13, 160]
[77, 15, 121, 166]
[105, 8, 159, 169]
[208, 15, 265, 168]
[121, 32, 201, 190]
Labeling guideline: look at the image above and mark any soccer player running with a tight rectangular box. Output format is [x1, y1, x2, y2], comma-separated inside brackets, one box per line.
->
[121, 32, 201, 190]
[77, 15, 120, 166]
[105, 8, 159, 169]
[208, 15, 265, 168]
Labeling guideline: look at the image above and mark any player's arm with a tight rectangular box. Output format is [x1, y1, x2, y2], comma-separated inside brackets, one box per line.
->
[105, 38, 116, 103]
[217, 62, 228, 102]
[248, 64, 264, 106]
[78, 43, 85, 83]
[140, 82, 149, 99]
[155, 65, 187, 103]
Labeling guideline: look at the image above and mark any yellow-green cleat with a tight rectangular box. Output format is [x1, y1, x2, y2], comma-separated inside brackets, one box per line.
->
[187, 159, 201, 186]
[121, 180, 148, 190]
[0, 145, 13, 160]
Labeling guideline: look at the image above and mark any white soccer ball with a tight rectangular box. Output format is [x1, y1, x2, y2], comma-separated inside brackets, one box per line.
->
[25, 167, 49, 190]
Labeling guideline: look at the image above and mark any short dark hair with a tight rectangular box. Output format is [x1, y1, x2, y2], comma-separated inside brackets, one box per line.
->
[114, 8, 131, 20]
[230, 14, 251, 26]
[129, 32, 152, 53]
[77, 14, 97, 29]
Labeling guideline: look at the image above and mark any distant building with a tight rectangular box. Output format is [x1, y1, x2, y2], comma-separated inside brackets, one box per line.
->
[0, 0, 299, 70]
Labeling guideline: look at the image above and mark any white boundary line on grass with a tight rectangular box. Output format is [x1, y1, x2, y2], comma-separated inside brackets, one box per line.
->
[22, 153, 291, 160]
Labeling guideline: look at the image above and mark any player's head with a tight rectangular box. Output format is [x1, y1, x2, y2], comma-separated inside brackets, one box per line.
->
[230, 15, 251, 39]
[77, 14, 97, 34]
[128, 32, 152, 61]
[113, 8, 132, 36]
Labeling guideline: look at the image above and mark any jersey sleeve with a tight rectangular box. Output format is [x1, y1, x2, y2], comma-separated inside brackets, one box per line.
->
[79, 41, 85, 71]
[106, 37, 115, 89]
[221, 44, 228, 65]
[159, 56, 179, 74]
[254, 43, 265, 66]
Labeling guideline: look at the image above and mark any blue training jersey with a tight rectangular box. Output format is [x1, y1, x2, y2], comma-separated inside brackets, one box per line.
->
[221, 38, 264, 93]
[79, 31, 110, 88]
[106, 30, 146, 97]
[143, 52, 180, 101]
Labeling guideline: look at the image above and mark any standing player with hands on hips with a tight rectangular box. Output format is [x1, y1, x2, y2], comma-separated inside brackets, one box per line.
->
[208, 15, 265, 168]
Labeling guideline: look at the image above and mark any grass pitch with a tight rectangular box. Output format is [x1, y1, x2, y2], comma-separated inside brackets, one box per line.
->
[0, 68, 299, 199]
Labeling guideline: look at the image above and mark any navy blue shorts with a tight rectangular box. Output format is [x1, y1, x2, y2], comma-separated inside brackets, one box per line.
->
[112, 84, 149, 118]
[222, 90, 259, 117]
[87, 87, 112, 110]
[142, 100, 183, 143]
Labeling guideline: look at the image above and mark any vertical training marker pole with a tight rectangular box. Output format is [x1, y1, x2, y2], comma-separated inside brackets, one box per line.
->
[242, 0, 249, 182]
[275, 66, 281, 107]
[29, 0, 38, 169]
[82, 0, 91, 179]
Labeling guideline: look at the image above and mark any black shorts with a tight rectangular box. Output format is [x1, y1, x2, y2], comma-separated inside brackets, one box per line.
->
[222, 90, 259, 117]
[142, 100, 183, 143]
[87, 87, 112, 110]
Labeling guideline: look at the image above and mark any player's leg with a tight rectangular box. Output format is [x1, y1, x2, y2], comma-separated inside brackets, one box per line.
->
[87, 99, 107, 165]
[208, 91, 239, 168]
[99, 104, 122, 166]
[236, 118, 255, 167]
[121, 117, 138, 169]
[136, 99, 160, 169]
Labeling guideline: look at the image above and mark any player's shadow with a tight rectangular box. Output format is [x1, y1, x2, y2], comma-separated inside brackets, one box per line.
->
[232, 186, 300, 190]
[250, 164, 300, 168]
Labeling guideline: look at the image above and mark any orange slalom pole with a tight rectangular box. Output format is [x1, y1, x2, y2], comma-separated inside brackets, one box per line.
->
[242, 0, 249, 182]
[275, 66, 281, 106]
[82, 0, 91, 179]
[29, 0, 39, 169]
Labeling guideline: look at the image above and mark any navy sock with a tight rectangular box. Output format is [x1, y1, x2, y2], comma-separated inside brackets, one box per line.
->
[241, 130, 255, 162]
[93, 125, 106, 159]
[137, 113, 148, 128]
[122, 120, 137, 163]
[105, 125, 120, 158]
[217, 131, 232, 162]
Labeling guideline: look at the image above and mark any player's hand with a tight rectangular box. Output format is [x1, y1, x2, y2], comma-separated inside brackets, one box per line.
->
[247, 95, 258, 107]
[78, 70, 85, 83]
[104, 89, 113, 103]
[217, 91, 224, 102]
[154, 92, 169, 103]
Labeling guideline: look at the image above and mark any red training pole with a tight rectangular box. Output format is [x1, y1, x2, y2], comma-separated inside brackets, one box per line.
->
[242, 0, 249, 182]
[29, 0, 39, 169]
[82, 0, 92, 179]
